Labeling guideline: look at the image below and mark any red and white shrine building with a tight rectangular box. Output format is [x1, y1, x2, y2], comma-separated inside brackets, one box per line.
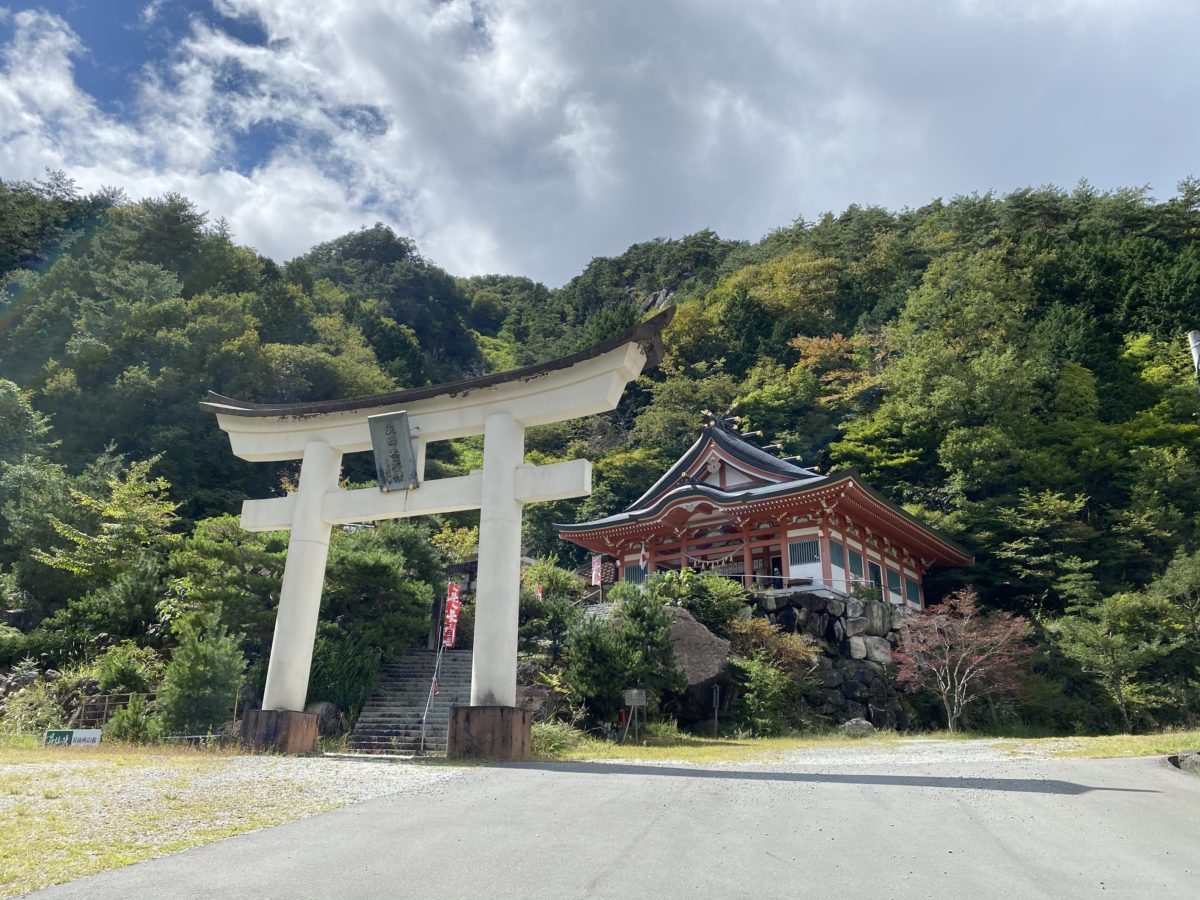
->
[558, 423, 972, 607]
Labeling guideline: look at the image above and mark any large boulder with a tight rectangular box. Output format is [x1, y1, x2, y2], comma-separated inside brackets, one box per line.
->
[305, 700, 347, 737]
[848, 636, 867, 659]
[516, 683, 552, 719]
[1176, 749, 1200, 774]
[664, 607, 735, 722]
[842, 716, 876, 737]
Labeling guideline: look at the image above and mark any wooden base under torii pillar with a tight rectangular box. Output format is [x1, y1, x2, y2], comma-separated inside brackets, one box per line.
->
[241, 709, 319, 754]
[447, 706, 532, 760]
[202, 311, 673, 759]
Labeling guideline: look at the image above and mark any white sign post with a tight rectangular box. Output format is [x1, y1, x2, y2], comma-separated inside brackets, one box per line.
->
[44, 729, 102, 747]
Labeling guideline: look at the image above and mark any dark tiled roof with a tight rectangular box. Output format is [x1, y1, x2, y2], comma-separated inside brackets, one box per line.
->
[201, 307, 675, 418]
[709, 425, 819, 480]
[626, 425, 817, 512]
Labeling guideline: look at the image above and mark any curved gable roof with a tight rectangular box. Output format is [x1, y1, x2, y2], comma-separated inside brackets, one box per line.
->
[626, 424, 817, 512]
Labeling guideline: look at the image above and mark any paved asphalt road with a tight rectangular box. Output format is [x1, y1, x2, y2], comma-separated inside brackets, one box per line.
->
[32, 745, 1200, 899]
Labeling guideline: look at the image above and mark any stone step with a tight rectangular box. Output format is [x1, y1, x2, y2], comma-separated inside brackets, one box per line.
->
[348, 649, 474, 753]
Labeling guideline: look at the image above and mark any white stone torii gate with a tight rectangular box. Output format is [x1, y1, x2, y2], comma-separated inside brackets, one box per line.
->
[201, 310, 671, 755]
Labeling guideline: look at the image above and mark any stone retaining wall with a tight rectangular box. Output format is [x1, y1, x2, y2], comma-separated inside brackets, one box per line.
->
[761, 591, 908, 729]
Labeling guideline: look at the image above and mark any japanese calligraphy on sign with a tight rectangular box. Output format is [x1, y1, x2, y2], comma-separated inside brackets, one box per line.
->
[368, 410, 419, 492]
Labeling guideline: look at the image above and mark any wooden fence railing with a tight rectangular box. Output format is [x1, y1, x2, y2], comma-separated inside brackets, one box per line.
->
[75, 693, 156, 729]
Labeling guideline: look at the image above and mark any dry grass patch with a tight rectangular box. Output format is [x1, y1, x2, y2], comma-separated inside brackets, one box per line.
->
[556, 730, 909, 765]
[1019, 729, 1200, 760]
[551, 727, 1200, 766]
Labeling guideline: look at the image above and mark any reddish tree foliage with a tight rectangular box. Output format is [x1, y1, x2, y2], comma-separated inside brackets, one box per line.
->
[893, 588, 1034, 732]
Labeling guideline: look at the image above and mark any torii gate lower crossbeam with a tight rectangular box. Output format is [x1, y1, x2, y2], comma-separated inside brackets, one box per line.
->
[202, 309, 672, 757]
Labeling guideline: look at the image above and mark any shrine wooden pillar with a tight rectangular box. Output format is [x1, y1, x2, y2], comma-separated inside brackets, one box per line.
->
[741, 523, 753, 590]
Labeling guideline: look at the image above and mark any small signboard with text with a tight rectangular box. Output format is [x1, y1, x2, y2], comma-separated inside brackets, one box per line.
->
[44, 729, 102, 747]
[368, 410, 419, 492]
[623, 688, 647, 708]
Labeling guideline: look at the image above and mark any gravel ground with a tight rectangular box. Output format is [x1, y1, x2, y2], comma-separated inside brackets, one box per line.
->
[0, 750, 464, 897]
[0, 752, 461, 812]
[30, 740, 1200, 900]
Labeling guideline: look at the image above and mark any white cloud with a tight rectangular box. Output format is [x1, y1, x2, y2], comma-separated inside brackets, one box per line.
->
[1, 1, 1198, 284]
[139, 1, 164, 26]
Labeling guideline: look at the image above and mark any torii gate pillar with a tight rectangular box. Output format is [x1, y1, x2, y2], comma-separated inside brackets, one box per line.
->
[202, 310, 672, 757]
[472, 412, 524, 707]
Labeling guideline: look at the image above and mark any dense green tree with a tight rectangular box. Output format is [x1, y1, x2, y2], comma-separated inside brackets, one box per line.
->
[156, 609, 246, 734]
[1051, 593, 1176, 732]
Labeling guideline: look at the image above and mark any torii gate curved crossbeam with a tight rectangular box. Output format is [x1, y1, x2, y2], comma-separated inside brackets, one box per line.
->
[202, 309, 673, 755]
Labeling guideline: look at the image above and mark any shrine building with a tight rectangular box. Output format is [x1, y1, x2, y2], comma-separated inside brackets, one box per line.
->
[557, 420, 972, 607]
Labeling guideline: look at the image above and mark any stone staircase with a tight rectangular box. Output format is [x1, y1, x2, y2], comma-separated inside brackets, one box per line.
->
[347, 649, 473, 755]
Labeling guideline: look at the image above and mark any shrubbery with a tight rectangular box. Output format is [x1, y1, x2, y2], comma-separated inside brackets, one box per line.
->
[561, 587, 683, 724]
[155, 611, 245, 735]
[307, 629, 381, 722]
[643, 570, 748, 638]
[531, 720, 587, 758]
[733, 652, 797, 736]
[95, 641, 163, 694]
[104, 694, 156, 743]
[729, 618, 820, 736]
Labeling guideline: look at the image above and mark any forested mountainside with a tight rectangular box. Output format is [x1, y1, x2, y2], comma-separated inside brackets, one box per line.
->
[2, 171, 1200, 731]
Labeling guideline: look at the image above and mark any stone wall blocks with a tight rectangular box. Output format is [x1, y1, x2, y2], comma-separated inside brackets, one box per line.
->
[819, 669, 844, 688]
[801, 595, 827, 614]
[848, 635, 867, 659]
[864, 636, 894, 664]
[843, 617, 869, 637]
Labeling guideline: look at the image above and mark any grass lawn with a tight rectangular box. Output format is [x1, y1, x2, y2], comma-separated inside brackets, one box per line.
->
[555, 730, 909, 764]
[0, 737, 345, 898]
[550, 727, 1200, 765]
[1029, 729, 1200, 760]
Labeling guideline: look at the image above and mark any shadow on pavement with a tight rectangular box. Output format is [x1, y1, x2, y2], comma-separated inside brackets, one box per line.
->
[500, 761, 1158, 795]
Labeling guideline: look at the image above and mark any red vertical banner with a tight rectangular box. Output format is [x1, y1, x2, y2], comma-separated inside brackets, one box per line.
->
[442, 583, 462, 649]
[591, 555, 602, 586]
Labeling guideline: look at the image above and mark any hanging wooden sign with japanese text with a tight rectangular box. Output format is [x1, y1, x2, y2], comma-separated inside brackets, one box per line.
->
[368, 410, 419, 492]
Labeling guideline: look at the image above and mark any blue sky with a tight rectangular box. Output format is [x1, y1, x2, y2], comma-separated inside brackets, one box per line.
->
[1, 1, 1198, 285]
